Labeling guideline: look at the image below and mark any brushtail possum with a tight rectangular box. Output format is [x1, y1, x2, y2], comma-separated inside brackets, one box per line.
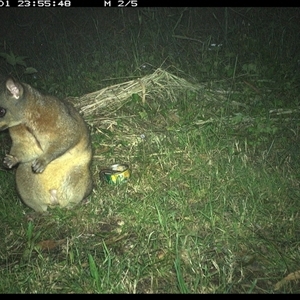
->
[0, 77, 93, 212]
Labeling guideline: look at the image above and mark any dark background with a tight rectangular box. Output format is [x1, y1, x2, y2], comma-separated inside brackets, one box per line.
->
[0, 7, 299, 97]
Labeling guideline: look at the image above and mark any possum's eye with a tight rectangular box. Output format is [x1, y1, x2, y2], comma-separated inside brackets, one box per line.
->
[0, 107, 6, 117]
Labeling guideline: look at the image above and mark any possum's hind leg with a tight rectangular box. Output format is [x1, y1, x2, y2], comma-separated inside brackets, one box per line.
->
[49, 189, 59, 205]
[61, 166, 93, 208]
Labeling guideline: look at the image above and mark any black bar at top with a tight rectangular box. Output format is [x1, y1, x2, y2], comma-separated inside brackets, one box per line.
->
[1, 0, 189, 8]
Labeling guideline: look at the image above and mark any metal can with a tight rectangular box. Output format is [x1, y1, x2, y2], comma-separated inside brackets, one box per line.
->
[100, 164, 131, 185]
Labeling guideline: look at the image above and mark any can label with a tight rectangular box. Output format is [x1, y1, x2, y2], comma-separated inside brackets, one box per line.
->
[100, 164, 131, 184]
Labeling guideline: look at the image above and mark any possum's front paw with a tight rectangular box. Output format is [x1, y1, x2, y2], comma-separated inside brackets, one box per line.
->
[3, 154, 19, 168]
[32, 158, 48, 173]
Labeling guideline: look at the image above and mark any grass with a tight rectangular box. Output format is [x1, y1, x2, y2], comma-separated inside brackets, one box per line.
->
[0, 7, 300, 293]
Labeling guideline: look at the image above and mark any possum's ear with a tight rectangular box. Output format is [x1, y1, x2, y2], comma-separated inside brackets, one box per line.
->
[6, 78, 24, 100]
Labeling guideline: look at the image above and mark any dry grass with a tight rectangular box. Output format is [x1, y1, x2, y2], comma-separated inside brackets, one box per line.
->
[68, 68, 202, 118]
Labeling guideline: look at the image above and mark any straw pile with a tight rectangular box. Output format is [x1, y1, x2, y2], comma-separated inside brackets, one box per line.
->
[67, 68, 205, 127]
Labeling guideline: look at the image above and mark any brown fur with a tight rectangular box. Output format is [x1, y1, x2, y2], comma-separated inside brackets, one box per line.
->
[0, 77, 93, 212]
